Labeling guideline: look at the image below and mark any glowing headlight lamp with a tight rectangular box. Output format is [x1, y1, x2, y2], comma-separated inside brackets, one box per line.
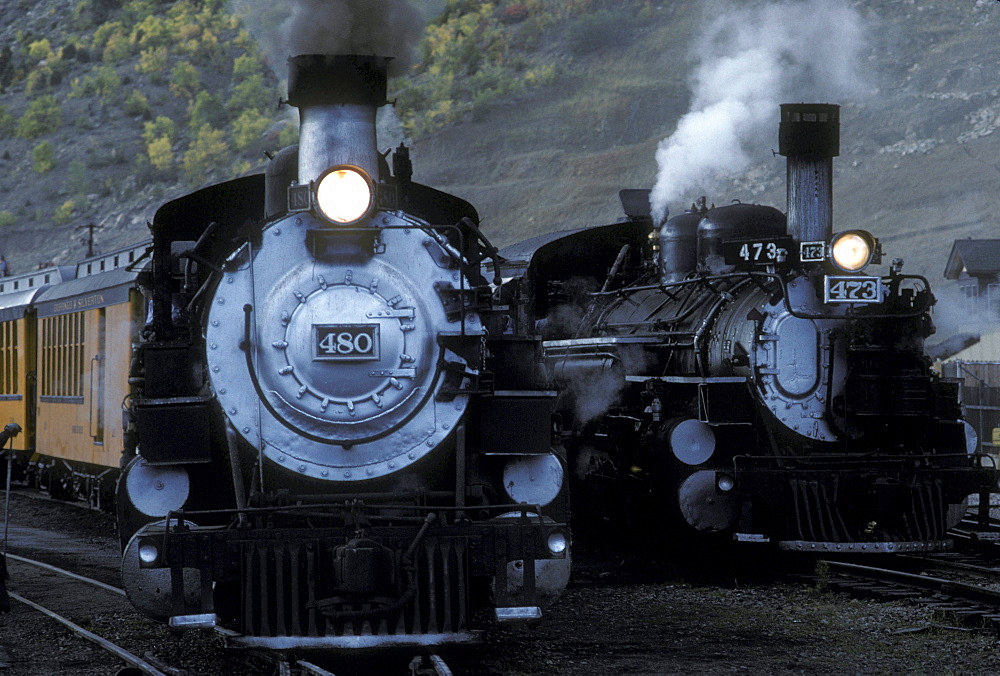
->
[315, 165, 374, 225]
[830, 230, 878, 272]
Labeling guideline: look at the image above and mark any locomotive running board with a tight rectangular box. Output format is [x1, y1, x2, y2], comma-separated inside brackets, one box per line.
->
[778, 539, 953, 553]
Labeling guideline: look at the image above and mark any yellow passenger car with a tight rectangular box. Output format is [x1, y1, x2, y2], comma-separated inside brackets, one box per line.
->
[0, 266, 75, 479]
[29, 242, 149, 506]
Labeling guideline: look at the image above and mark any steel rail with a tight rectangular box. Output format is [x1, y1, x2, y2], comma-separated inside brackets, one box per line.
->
[8, 591, 166, 675]
[825, 560, 1000, 604]
[5, 552, 125, 596]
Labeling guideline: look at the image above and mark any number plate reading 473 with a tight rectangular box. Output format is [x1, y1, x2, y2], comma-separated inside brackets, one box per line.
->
[314, 324, 380, 361]
[723, 236, 794, 266]
[824, 276, 882, 304]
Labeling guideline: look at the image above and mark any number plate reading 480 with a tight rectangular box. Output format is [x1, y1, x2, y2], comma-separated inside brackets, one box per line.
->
[314, 324, 380, 361]
[824, 276, 881, 304]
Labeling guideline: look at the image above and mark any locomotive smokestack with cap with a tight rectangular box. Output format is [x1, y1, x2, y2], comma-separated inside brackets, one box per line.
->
[779, 103, 840, 243]
[287, 54, 390, 186]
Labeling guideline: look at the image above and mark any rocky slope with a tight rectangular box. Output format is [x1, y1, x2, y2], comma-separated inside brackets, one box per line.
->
[416, 1, 1000, 288]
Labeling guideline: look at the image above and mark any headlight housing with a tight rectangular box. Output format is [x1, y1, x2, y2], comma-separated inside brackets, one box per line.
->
[830, 230, 878, 272]
[315, 165, 374, 225]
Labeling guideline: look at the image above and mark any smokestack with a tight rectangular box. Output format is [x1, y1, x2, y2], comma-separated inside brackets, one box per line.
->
[778, 103, 839, 243]
[286, 54, 391, 186]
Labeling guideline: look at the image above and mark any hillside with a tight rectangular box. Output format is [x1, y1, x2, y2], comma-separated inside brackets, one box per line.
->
[1, 0, 999, 319]
[0, 0, 290, 269]
[414, 1, 1000, 282]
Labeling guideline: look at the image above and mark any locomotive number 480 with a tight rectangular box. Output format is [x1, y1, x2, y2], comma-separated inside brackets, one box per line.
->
[314, 324, 381, 360]
[824, 276, 881, 304]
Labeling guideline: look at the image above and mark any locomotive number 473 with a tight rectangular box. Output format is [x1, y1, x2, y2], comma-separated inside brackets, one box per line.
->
[314, 324, 381, 360]
[723, 236, 794, 266]
[824, 275, 881, 304]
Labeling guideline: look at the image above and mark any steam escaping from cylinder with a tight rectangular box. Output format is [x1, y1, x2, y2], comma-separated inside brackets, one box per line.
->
[230, 0, 423, 77]
[649, 0, 870, 225]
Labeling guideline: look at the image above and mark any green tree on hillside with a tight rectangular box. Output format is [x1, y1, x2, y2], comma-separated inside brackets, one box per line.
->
[16, 96, 62, 139]
[182, 124, 229, 184]
[32, 141, 56, 173]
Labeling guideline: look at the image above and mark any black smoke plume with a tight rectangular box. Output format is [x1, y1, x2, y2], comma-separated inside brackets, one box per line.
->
[231, 0, 424, 77]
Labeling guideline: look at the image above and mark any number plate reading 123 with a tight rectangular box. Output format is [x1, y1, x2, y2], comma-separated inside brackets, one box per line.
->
[824, 276, 882, 304]
[314, 324, 380, 361]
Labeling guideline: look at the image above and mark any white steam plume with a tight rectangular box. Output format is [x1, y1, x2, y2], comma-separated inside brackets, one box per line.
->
[649, 0, 871, 224]
[230, 0, 424, 77]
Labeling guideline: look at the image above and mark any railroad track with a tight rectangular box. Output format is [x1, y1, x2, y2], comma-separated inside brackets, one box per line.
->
[4, 552, 454, 676]
[951, 514, 1000, 555]
[812, 559, 1000, 630]
[806, 504, 1000, 627]
[3, 553, 181, 675]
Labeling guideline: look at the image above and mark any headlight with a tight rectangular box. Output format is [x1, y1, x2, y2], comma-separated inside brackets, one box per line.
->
[717, 473, 735, 492]
[830, 230, 876, 272]
[315, 166, 374, 224]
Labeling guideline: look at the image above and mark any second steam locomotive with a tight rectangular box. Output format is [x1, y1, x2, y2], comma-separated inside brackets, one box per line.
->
[503, 104, 997, 554]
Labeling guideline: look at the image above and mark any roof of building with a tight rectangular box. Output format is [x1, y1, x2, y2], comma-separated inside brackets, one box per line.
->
[944, 239, 1000, 279]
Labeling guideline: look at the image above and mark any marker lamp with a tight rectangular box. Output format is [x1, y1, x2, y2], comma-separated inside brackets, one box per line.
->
[138, 540, 160, 566]
[315, 166, 374, 224]
[547, 530, 569, 555]
[830, 230, 877, 272]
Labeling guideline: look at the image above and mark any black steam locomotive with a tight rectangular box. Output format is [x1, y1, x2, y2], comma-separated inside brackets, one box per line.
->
[501, 104, 997, 554]
[116, 55, 569, 648]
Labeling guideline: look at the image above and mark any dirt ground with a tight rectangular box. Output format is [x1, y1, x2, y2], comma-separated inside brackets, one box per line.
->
[3, 490, 1000, 675]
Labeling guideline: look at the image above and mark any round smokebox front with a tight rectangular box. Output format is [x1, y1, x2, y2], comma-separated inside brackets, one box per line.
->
[252, 257, 438, 444]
